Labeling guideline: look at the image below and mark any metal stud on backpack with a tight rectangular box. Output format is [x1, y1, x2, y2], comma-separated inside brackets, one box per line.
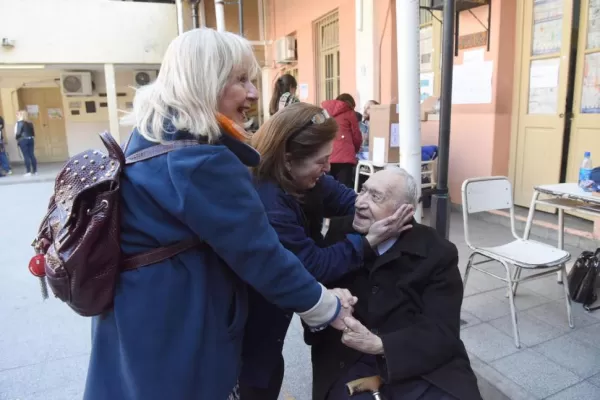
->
[28, 131, 202, 316]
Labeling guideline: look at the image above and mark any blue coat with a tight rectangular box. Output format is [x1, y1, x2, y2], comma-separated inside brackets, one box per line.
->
[240, 175, 364, 388]
[84, 129, 327, 400]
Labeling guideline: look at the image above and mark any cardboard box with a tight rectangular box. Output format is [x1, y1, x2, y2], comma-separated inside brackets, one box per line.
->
[368, 104, 399, 165]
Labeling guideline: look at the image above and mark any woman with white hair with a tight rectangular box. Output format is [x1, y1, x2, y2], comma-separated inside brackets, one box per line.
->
[83, 28, 355, 400]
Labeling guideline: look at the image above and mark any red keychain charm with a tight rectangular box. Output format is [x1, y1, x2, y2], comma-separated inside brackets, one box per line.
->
[29, 239, 49, 300]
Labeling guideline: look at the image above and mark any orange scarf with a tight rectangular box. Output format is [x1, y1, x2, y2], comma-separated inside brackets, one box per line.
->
[216, 113, 251, 143]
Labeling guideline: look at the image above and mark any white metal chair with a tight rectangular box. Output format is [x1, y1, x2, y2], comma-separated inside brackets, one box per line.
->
[461, 177, 573, 348]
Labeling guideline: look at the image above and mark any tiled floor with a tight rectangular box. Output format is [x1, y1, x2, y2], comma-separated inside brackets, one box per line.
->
[440, 210, 600, 399]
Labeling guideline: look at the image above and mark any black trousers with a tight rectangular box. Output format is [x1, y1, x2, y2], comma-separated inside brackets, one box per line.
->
[329, 163, 355, 189]
[239, 354, 285, 400]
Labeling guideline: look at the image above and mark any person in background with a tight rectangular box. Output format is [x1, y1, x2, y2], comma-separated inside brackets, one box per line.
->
[84, 28, 355, 400]
[321, 93, 362, 188]
[269, 73, 300, 116]
[14, 110, 37, 176]
[358, 100, 379, 162]
[241, 102, 414, 400]
[0, 115, 12, 176]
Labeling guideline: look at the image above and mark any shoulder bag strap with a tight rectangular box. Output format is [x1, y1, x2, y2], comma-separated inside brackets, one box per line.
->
[122, 238, 204, 271]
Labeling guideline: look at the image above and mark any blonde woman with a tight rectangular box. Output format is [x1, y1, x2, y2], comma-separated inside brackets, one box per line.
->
[14, 110, 37, 175]
[84, 28, 355, 400]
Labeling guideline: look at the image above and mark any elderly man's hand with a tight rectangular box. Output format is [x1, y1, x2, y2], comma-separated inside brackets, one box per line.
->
[365, 204, 414, 247]
[341, 316, 384, 355]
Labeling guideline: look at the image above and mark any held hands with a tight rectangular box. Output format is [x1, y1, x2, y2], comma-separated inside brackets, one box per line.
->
[327, 288, 358, 331]
[366, 204, 414, 247]
[341, 316, 384, 355]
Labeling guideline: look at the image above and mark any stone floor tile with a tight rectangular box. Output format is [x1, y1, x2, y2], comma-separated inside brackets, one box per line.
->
[489, 313, 564, 347]
[525, 301, 600, 333]
[460, 310, 482, 330]
[488, 287, 552, 312]
[460, 323, 521, 363]
[546, 381, 600, 400]
[461, 291, 512, 322]
[533, 335, 600, 379]
[491, 349, 581, 399]
[569, 322, 600, 350]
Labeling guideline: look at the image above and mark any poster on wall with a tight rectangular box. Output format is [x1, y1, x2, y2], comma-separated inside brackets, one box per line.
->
[420, 72, 434, 103]
[586, 0, 600, 49]
[451, 49, 493, 105]
[531, 0, 563, 56]
[528, 58, 560, 114]
[47, 108, 63, 120]
[26, 104, 39, 118]
[581, 51, 600, 113]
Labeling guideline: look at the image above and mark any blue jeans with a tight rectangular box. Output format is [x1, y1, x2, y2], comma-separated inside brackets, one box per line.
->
[18, 138, 37, 173]
[0, 148, 10, 173]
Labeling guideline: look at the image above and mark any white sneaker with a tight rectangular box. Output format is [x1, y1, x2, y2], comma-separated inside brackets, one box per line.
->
[24, 173, 31, 177]
[6, 170, 12, 175]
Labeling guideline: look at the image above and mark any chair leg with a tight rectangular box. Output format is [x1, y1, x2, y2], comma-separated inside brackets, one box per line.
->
[463, 253, 475, 291]
[501, 261, 520, 348]
[560, 264, 574, 329]
[510, 267, 523, 296]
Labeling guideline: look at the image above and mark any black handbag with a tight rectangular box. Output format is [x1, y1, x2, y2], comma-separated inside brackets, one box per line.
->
[567, 249, 600, 312]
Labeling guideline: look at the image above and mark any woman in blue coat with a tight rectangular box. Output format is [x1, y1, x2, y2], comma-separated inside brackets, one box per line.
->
[240, 103, 414, 399]
[83, 29, 355, 400]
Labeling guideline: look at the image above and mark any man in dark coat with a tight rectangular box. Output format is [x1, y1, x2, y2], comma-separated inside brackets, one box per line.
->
[309, 168, 482, 400]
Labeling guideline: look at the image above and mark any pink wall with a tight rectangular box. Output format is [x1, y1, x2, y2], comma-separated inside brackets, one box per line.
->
[266, 0, 517, 204]
[267, 0, 356, 105]
[376, 0, 517, 201]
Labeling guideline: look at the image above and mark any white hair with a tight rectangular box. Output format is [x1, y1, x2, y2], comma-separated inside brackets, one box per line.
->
[383, 166, 419, 207]
[122, 28, 260, 143]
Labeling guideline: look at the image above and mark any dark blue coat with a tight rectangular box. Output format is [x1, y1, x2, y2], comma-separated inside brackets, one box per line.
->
[240, 175, 364, 388]
[84, 129, 327, 400]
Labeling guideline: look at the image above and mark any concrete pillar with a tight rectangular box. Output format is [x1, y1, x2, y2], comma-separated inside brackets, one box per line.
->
[103, 64, 121, 144]
[355, 0, 376, 110]
[215, 0, 226, 32]
[396, 0, 422, 221]
[175, 0, 184, 34]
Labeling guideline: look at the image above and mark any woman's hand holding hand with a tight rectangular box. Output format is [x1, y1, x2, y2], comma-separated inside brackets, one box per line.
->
[327, 288, 358, 331]
[365, 204, 414, 247]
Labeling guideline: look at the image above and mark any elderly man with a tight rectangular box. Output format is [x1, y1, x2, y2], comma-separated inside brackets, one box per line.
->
[309, 168, 482, 400]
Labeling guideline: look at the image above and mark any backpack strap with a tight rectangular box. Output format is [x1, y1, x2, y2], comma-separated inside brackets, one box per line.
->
[125, 140, 200, 164]
[122, 238, 204, 271]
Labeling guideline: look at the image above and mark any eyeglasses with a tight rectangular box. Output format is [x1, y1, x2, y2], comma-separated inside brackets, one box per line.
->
[286, 110, 331, 150]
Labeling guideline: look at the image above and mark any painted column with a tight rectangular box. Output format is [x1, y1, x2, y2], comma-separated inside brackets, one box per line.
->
[355, 0, 376, 110]
[215, 0, 226, 32]
[396, 0, 422, 222]
[103, 64, 121, 144]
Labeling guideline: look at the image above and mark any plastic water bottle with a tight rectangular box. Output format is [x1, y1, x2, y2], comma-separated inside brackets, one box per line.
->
[578, 151, 593, 192]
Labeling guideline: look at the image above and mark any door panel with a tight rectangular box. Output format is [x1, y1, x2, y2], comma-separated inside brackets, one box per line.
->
[18, 88, 68, 162]
[566, 0, 600, 185]
[513, 0, 574, 207]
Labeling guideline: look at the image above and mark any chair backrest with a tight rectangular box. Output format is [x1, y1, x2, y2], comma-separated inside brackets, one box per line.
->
[462, 177, 513, 214]
[461, 177, 516, 246]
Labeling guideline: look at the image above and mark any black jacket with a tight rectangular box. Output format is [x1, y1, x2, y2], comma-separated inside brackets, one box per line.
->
[15, 120, 35, 141]
[308, 216, 482, 400]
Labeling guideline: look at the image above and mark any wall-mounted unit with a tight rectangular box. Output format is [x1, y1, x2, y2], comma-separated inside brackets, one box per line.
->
[275, 36, 297, 64]
[133, 70, 158, 87]
[60, 72, 93, 96]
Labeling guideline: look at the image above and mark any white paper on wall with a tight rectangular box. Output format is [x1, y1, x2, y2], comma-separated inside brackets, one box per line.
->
[390, 123, 400, 148]
[373, 137, 386, 166]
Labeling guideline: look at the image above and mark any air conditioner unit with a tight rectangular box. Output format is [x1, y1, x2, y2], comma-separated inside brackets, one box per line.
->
[275, 36, 297, 64]
[133, 70, 158, 87]
[60, 72, 93, 96]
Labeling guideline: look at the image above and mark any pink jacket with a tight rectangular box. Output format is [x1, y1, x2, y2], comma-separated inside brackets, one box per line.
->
[321, 99, 362, 165]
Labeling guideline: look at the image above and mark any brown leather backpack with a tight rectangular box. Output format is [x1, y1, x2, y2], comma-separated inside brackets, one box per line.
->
[31, 131, 201, 316]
